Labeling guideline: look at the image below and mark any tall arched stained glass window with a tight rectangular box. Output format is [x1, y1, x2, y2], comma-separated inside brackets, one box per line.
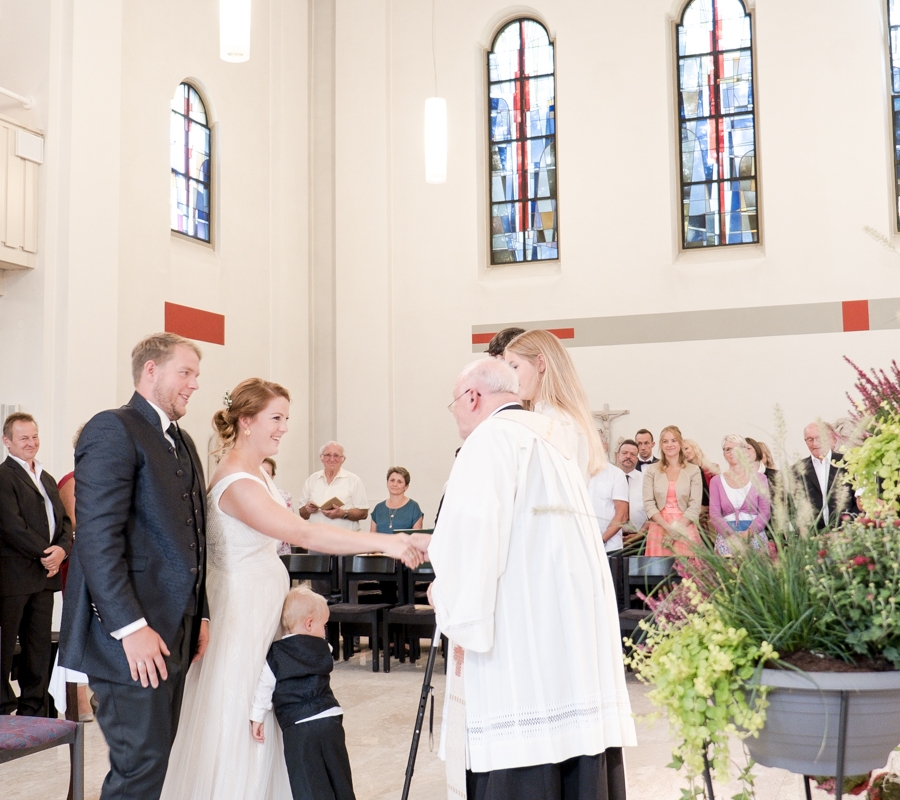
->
[888, 1, 900, 229]
[488, 19, 557, 264]
[677, 0, 758, 248]
[170, 83, 211, 243]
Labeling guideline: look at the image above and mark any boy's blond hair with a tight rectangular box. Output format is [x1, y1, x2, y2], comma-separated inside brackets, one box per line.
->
[281, 586, 328, 632]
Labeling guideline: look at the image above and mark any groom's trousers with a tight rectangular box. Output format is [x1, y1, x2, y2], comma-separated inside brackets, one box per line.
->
[89, 614, 195, 800]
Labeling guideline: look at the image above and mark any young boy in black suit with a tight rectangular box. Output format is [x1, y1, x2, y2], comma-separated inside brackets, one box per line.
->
[250, 586, 355, 800]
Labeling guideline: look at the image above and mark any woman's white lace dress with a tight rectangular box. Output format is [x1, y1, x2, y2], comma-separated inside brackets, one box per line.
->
[160, 471, 292, 799]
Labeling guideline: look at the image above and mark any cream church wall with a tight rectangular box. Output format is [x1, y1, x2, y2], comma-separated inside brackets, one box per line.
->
[0, 0, 313, 496]
[330, 0, 900, 518]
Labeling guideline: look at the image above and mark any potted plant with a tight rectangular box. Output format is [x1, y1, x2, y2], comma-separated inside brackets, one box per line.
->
[627, 362, 900, 799]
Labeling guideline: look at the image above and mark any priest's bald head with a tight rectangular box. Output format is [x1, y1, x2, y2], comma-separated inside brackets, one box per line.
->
[450, 358, 520, 439]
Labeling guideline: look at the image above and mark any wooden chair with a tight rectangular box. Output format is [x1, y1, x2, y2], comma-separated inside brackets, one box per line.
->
[619, 556, 678, 642]
[1, 628, 85, 800]
[279, 554, 335, 594]
[325, 556, 399, 672]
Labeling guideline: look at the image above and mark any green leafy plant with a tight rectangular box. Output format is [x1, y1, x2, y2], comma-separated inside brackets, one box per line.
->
[626, 580, 777, 798]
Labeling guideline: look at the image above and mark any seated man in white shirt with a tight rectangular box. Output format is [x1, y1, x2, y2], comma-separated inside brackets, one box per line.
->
[587, 461, 629, 554]
[616, 439, 648, 541]
[298, 441, 369, 595]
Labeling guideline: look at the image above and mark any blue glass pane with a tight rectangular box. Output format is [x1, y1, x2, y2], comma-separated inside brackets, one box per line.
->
[170, 83, 188, 115]
[490, 82, 518, 143]
[170, 112, 186, 172]
[188, 122, 210, 182]
[720, 115, 755, 179]
[490, 23, 522, 82]
[526, 138, 555, 198]
[683, 182, 719, 247]
[190, 179, 210, 241]
[679, 0, 713, 56]
[525, 77, 555, 136]
[716, 0, 751, 50]
[187, 86, 207, 125]
[722, 179, 757, 244]
[718, 50, 753, 113]
[492, 202, 523, 262]
[682, 120, 717, 183]
[679, 56, 714, 119]
[892, 27, 900, 94]
[491, 144, 520, 202]
[522, 20, 553, 77]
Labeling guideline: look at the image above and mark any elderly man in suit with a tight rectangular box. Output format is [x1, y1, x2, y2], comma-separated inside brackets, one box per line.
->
[793, 420, 855, 530]
[0, 412, 72, 716]
[59, 332, 207, 800]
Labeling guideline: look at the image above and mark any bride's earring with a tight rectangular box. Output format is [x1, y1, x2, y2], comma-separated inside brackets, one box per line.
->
[244, 428, 251, 436]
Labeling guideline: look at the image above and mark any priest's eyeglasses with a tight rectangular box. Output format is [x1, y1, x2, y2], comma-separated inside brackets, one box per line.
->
[448, 388, 480, 412]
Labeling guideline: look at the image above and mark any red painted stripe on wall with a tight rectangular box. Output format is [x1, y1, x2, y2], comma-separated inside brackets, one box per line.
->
[842, 300, 869, 332]
[164, 302, 225, 345]
[471, 327, 575, 346]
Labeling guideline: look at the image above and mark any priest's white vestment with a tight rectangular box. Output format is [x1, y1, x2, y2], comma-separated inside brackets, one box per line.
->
[429, 409, 636, 781]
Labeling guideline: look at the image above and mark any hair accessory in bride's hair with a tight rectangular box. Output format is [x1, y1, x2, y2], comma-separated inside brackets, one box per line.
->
[222, 389, 233, 410]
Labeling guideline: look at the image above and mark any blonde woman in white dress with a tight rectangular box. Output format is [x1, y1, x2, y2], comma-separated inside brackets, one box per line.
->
[504, 328, 607, 483]
[161, 378, 423, 800]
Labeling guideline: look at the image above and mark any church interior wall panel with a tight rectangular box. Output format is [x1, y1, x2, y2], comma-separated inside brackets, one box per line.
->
[324, 0, 900, 514]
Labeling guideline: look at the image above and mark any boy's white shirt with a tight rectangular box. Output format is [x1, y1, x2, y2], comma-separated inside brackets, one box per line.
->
[250, 633, 343, 725]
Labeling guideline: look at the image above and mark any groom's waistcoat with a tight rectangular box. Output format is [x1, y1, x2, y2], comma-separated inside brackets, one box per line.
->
[58, 392, 207, 684]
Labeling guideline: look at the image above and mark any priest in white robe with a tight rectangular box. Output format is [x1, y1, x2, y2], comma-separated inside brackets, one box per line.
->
[424, 358, 636, 800]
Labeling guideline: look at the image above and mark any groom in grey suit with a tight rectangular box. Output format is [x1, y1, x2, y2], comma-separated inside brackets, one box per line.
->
[59, 332, 208, 800]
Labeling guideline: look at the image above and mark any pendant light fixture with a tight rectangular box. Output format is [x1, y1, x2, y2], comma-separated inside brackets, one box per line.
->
[220, 0, 251, 63]
[424, 0, 446, 183]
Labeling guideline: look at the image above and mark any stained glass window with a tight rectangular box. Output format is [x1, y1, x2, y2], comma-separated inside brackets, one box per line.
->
[677, 0, 758, 248]
[888, 1, 900, 229]
[170, 83, 211, 243]
[488, 19, 557, 264]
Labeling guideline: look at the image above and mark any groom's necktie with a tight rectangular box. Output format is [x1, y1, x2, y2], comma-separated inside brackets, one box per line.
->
[166, 423, 190, 464]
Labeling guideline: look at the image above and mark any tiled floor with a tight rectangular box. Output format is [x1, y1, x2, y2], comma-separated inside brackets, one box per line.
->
[0, 648, 851, 799]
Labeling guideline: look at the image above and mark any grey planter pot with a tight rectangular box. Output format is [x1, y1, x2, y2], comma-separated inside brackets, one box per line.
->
[745, 668, 900, 776]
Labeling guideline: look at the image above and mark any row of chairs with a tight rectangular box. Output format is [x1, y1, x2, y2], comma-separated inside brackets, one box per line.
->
[609, 555, 679, 641]
[280, 551, 446, 674]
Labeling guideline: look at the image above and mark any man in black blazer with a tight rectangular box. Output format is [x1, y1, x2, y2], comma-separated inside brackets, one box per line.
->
[792, 421, 855, 531]
[59, 333, 207, 800]
[0, 412, 72, 716]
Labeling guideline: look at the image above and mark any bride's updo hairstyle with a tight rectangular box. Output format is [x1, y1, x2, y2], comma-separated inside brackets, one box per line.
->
[212, 378, 291, 451]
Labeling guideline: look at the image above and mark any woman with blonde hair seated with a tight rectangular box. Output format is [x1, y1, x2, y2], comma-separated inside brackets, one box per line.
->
[643, 425, 702, 556]
[683, 438, 719, 538]
[709, 434, 771, 556]
[503, 329, 606, 482]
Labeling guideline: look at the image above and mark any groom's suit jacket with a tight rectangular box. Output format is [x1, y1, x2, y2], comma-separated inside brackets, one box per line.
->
[0, 457, 72, 596]
[59, 392, 207, 684]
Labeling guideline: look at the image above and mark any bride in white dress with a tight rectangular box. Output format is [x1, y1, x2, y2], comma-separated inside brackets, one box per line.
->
[161, 379, 423, 800]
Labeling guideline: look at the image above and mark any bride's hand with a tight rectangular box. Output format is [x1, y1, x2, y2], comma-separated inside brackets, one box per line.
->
[387, 533, 425, 569]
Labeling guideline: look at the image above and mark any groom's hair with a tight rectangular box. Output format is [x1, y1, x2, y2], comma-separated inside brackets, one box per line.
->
[282, 586, 328, 633]
[131, 332, 202, 384]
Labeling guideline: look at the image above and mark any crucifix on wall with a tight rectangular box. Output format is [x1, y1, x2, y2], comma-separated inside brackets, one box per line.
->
[592, 404, 629, 457]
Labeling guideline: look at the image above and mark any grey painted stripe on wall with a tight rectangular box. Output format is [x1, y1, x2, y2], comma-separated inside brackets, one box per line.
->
[472, 298, 900, 352]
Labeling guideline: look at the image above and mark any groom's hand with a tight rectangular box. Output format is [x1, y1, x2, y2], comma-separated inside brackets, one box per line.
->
[122, 626, 170, 688]
[192, 620, 210, 663]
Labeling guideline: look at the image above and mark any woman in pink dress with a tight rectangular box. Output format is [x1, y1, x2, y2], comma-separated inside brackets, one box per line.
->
[642, 425, 703, 556]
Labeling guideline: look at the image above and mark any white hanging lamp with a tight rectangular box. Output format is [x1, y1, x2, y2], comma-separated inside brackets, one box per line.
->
[220, 0, 251, 63]
[424, 0, 446, 183]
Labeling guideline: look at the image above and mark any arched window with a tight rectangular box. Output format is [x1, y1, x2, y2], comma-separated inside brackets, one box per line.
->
[888, 1, 900, 230]
[170, 82, 211, 243]
[677, 0, 758, 248]
[488, 18, 557, 264]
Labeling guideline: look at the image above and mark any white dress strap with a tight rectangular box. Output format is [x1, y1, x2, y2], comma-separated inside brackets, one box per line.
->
[210, 471, 267, 500]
